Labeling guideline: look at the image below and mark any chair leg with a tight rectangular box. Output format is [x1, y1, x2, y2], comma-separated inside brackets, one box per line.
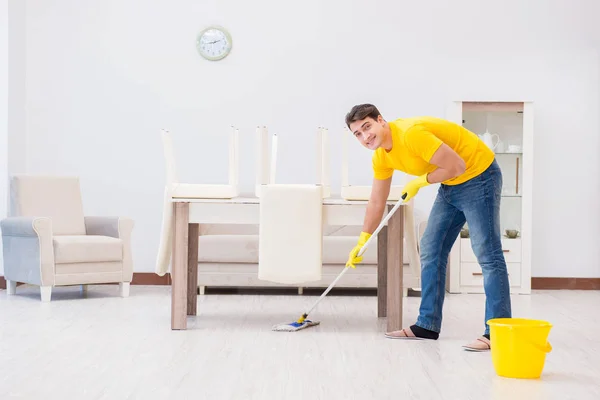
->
[403, 288, 408, 297]
[119, 282, 130, 298]
[7, 280, 16, 295]
[81, 285, 88, 295]
[40, 286, 52, 302]
[298, 287, 304, 295]
[199, 286, 205, 296]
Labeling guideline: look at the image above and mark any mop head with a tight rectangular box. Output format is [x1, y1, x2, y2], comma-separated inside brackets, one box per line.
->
[272, 313, 320, 332]
[272, 319, 320, 332]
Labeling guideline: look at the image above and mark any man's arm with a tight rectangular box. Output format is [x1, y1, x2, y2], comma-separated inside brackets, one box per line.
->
[345, 176, 391, 268]
[404, 127, 466, 184]
[425, 143, 466, 183]
[362, 176, 392, 234]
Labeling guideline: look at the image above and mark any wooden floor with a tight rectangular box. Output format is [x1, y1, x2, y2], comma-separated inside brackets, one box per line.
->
[1, 285, 599, 399]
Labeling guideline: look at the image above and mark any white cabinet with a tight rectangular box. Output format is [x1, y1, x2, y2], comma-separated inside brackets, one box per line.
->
[445, 101, 533, 295]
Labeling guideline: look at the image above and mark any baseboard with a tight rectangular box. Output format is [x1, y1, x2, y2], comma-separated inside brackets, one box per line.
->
[531, 278, 600, 290]
[0, 277, 26, 290]
[0, 273, 171, 289]
[2, 275, 599, 290]
[131, 273, 172, 285]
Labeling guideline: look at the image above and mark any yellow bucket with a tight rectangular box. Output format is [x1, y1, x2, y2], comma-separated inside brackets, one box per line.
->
[487, 318, 553, 379]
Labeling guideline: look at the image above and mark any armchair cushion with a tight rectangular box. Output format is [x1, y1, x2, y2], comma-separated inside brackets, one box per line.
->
[84, 216, 135, 282]
[53, 235, 123, 264]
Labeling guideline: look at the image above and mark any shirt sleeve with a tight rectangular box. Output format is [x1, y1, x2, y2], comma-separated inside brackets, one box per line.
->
[404, 126, 444, 162]
[372, 152, 394, 180]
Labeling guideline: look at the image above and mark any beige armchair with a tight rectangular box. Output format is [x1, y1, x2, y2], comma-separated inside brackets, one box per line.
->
[1, 175, 134, 301]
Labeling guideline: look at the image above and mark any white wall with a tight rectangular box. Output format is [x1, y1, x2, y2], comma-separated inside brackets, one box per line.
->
[0, 0, 7, 275]
[8, 0, 26, 180]
[1, 0, 26, 277]
[12, 0, 600, 277]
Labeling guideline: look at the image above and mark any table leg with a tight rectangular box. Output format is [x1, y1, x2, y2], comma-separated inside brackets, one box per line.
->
[171, 202, 189, 330]
[187, 223, 199, 316]
[386, 204, 404, 332]
[377, 225, 388, 318]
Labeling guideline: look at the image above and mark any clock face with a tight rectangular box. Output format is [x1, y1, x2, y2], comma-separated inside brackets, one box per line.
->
[196, 26, 232, 61]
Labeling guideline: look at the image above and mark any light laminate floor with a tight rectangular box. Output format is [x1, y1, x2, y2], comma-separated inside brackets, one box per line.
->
[1, 285, 599, 400]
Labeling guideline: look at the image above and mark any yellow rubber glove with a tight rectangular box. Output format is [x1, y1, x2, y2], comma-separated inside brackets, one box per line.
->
[401, 174, 430, 202]
[346, 231, 372, 268]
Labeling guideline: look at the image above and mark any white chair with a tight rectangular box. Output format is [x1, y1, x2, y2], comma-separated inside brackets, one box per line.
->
[255, 126, 331, 198]
[155, 128, 240, 276]
[161, 127, 239, 199]
[1, 175, 134, 301]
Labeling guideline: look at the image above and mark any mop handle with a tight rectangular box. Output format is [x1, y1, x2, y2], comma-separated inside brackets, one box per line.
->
[304, 193, 407, 316]
[303, 266, 351, 316]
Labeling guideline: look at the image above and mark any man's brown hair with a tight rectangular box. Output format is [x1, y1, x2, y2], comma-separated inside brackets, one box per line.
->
[345, 104, 382, 128]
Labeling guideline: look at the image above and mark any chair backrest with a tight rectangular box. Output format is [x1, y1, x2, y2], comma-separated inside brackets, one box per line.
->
[10, 175, 86, 235]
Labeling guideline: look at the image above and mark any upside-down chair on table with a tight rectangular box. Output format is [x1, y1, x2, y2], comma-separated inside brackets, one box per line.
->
[155, 127, 240, 276]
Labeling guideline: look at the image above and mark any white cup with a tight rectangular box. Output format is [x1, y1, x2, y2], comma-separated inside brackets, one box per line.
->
[507, 144, 522, 153]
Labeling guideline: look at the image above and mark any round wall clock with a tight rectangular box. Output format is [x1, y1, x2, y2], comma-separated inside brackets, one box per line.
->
[196, 25, 232, 61]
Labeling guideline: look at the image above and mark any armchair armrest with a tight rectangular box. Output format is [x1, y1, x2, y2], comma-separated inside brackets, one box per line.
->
[84, 216, 134, 282]
[0, 217, 55, 286]
[1, 216, 47, 236]
[84, 216, 133, 238]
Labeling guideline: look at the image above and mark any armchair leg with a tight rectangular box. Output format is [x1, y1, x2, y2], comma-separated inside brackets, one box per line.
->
[7, 281, 16, 295]
[403, 288, 408, 297]
[119, 282, 130, 298]
[81, 285, 88, 296]
[40, 286, 52, 302]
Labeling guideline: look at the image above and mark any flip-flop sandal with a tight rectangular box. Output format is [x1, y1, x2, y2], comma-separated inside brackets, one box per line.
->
[384, 328, 428, 340]
[462, 336, 491, 352]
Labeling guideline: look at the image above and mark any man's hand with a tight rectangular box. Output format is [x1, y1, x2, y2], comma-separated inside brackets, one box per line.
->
[346, 231, 372, 268]
[401, 174, 430, 202]
[402, 143, 466, 202]
[346, 177, 390, 268]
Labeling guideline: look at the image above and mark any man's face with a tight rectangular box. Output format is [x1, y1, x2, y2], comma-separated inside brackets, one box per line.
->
[349, 115, 385, 150]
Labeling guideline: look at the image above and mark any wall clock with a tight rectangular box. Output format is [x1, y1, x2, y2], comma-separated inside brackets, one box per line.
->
[196, 25, 232, 61]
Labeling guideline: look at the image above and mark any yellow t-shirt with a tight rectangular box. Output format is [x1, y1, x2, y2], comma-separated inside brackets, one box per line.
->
[372, 116, 495, 185]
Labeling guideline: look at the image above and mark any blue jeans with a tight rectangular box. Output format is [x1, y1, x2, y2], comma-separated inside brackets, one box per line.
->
[415, 159, 512, 336]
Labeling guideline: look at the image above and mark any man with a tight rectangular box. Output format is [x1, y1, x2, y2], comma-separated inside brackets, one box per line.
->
[345, 104, 511, 351]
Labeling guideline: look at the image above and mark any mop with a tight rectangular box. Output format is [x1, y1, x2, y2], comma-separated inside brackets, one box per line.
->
[272, 192, 407, 332]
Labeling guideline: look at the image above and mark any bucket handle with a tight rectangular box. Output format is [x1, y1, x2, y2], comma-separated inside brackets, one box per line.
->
[530, 340, 552, 353]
